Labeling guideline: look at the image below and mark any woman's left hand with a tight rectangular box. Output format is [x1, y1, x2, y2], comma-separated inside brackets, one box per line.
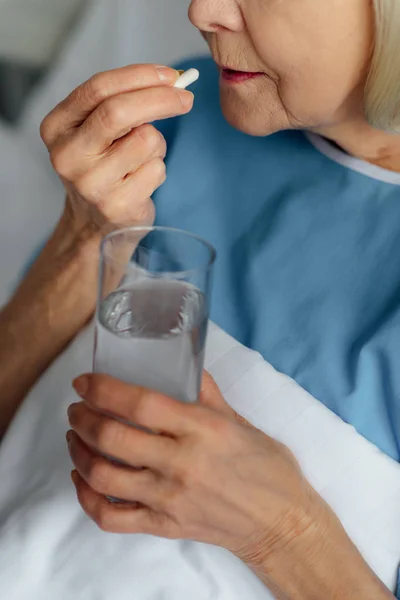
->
[67, 371, 325, 570]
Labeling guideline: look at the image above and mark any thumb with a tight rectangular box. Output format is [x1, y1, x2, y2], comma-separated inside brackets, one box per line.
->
[199, 371, 234, 417]
[199, 372, 254, 429]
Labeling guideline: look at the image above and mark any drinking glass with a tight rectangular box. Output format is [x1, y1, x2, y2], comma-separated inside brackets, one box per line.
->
[94, 226, 216, 403]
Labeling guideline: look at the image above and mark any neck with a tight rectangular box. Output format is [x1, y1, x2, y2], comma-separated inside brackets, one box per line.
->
[313, 118, 400, 173]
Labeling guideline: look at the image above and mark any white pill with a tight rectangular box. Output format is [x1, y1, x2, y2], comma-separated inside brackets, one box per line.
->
[174, 68, 200, 90]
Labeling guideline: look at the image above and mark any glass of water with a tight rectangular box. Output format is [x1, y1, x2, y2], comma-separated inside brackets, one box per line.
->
[94, 226, 216, 404]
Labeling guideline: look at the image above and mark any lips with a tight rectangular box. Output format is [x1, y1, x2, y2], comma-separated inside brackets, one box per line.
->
[220, 68, 263, 83]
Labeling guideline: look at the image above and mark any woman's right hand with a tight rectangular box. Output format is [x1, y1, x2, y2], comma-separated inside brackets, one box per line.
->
[40, 64, 194, 236]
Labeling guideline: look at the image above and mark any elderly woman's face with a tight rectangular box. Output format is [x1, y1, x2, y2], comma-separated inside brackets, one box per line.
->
[189, 0, 373, 135]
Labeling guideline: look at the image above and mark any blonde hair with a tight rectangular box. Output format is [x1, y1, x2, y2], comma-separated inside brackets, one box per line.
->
[365, 0, 400, 133]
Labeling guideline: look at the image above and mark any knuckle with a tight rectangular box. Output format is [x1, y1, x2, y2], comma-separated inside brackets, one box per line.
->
[150, 158, 167, 183]
[95, 506, 114, 532]
[87, 457, 109, 492]
[279, 442, 298, 467]
[67, 403, 82, 428]
[176, 464, 195, 492]
[87, 375, 109, 409]
[132, 388, 156, 425]
[203, 411, 233, 438]
[97, 98, 126, 130]
[74, 172, 100, 203]
[97, 421, 122, 452]
[123, 198, 155, 227]
[201, 371, 221, 398]
[164, 489, 182, 518]
[136, 125, 165, 156]
[135, 199, 156, 226]
[157, 158, 167, 177]
[173, 449, 196, 485]
[40, 117, 52, 145]
[83, 72, 109, 106]
[50, 143, 74, 180]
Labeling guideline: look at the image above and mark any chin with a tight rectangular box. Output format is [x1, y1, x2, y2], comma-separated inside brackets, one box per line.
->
[219, 85, 290, 137]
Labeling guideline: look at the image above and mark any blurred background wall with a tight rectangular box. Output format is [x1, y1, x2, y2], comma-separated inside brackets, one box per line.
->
[0, 0, 87, 122]
[0, 0, 207, 124]
[0, 0, 208, 303]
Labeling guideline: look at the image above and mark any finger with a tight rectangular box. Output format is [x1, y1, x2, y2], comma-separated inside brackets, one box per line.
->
[73, 374, 199, 435]
[49, 87, 191, 181]
[95, 158, 165, 225]
[71, 470, 177, 536]
[41, 64, 179, 147]
[199, 371, 235, 417]
[99, 124, 167, 180]
[57, 123, 166, 183]
[72, 157, 165, 226]
[67, 432, 170, 506]
[200, 372, 254, 428]
[77, 86, 193, 155]
[199, 372, 253, 427]
[67, 402, 176, 471]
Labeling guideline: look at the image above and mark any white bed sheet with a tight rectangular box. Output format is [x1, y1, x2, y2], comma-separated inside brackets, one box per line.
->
[0, 323, 399, 599]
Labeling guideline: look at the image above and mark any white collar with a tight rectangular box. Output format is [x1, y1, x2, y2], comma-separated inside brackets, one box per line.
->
[305, 132, 400, 186]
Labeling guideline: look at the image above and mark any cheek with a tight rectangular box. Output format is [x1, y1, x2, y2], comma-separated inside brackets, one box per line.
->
[244, 1, 372, 128]
[276, 55, 367, 127]
[247, 31, 335, 125]
[218, 64, 363, 135]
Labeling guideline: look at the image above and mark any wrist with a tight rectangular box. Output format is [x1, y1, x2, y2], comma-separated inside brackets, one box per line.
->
[61, 195, 103, 252]
[0, 206, 102, 437]
[246, 490, 394, 600]
[13, 203, 102, 340]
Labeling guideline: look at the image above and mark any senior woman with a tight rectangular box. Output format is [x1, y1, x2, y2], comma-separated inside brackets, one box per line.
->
[1, 0, 399, 598]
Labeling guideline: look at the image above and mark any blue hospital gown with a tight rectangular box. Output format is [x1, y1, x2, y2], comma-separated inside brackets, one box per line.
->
[153, 57, 400, 595]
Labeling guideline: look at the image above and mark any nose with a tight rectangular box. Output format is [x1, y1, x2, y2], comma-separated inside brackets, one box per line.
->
[189, 0, 244, 33]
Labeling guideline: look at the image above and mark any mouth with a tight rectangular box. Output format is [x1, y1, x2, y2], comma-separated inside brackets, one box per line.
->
[220, 67, 264, 84]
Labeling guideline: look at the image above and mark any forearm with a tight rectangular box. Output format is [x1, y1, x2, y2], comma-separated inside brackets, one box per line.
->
[0, 207, 101, 437]
[254, 501, 395, 600]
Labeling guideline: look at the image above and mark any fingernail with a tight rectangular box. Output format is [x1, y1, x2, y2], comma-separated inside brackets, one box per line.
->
[71, 470, 79, 486]
[177, 90, 194, 109]
[156, 66, 176, 81]
[73, 376, 89, 398]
